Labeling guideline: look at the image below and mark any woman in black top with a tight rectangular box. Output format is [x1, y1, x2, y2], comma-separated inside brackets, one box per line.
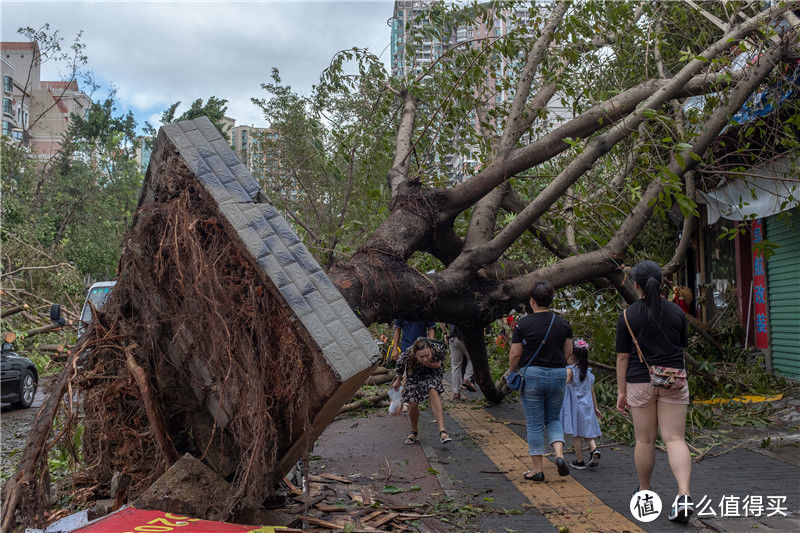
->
[509, 281, 573, 482]
[615, 260, 693, 523]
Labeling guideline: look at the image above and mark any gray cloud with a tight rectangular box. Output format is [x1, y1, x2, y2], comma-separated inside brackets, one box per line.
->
[1, 1, 393, 128]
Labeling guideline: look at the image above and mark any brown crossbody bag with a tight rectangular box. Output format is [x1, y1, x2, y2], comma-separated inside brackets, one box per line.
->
[623, 309, 687, 390]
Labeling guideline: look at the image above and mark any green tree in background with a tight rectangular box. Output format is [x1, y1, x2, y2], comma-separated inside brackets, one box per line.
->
[251, 66, 394, 269]
[2, 90, 143, 286]
[145, 96, 230, 141]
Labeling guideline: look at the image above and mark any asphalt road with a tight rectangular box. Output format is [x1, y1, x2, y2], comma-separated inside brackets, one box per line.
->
[1, 376, 48, 482]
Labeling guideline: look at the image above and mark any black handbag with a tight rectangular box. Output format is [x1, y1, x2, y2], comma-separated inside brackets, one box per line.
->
[505, 314, 556, 391]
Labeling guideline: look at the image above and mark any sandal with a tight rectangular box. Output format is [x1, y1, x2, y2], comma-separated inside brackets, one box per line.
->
[404, 431, 418, 445]
[524, 471, 545, 482]
[439, 430, 453, 444]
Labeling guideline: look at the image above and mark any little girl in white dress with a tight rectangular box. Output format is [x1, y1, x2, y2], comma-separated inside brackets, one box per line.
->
[561, 339, 602, 469]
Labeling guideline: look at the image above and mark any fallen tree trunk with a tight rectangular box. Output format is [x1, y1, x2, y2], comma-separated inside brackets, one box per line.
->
[364, 371, 395, 386]
[34, 344, 66, 353]
[21, 323, 64, 339]
[687, 315, 724, 354]
[1, 304, 29, 318]
[339, 393, 388, 414]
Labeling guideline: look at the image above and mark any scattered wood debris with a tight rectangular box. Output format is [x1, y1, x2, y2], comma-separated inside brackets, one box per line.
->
[284, 477, 443, 532]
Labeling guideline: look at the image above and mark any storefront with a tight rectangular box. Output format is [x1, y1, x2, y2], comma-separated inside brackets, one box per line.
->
[701, 171, 800, 380]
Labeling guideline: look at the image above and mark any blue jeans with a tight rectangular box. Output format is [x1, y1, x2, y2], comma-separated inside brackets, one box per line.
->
[521, 366, 567, 455]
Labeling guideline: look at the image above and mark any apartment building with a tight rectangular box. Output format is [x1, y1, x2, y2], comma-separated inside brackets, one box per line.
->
[390, 1, 570, 182]
[0, 41, 91, 157]
[1, 43, 35, 144]
[231, 122, 277, 171]
[30, 79, 92, 157]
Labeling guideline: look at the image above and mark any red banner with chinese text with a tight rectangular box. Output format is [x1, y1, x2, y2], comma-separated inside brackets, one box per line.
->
[751, 219, 769, 349]
[74, 508, 301, 533]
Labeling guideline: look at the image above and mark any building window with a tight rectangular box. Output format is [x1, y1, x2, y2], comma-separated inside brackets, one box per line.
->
[3, 98, 12, 115]
[3, 76, 12, 92]
[2, 120, 11, 137]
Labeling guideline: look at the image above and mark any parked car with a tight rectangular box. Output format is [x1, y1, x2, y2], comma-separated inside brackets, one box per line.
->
[1, 333, 38, 409]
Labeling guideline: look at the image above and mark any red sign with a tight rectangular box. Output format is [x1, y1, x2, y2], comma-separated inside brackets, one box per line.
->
[751, 219, 769, 349]
[74, 508, 301, 533]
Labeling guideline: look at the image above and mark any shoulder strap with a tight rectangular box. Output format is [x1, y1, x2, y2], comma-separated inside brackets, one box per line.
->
[521, 313, 557, 373]
[623, 308, 649, 370]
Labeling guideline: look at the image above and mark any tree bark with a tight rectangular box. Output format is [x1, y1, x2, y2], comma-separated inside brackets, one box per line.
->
[462, 327, 503, 403]
[22, 323, 64, 338]
[1, 304, 29, 318]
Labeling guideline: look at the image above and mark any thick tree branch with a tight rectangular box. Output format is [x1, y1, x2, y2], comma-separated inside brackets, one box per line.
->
[663, 171, 697, 277]
[463, 183, 508, 249]
[422, 222, 465, 266]
[500, 188, 574, 258]
[452, 6, 788, 271]
[606, 40, 786, 257]
[499, 36, 787, 302]
[388, 91, 417, 199]
[497, 1, 568, 154]
[444, 67, 746, 217]
[503, 2, 645, 150]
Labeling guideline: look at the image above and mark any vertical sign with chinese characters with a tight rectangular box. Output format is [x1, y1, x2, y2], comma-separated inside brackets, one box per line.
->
[752, 219, 769, 348]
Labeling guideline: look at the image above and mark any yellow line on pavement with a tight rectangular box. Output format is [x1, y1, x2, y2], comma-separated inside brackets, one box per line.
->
[449, 403, 644, 533]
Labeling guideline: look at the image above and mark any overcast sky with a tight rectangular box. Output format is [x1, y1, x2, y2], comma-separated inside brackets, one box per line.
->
[1, 0, 394, 131]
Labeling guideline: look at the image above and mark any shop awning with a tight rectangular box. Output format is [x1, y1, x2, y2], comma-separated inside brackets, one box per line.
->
[701, 157, 800, 224]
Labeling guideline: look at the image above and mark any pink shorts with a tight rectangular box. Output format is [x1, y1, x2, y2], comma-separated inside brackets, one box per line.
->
[627, 381, 689, 408]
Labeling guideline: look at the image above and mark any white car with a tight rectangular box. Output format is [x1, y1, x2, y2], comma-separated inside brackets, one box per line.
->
[79, 281, 116, 327]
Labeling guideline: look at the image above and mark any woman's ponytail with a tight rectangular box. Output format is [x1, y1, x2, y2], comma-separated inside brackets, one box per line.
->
[632, 260, 664, 329]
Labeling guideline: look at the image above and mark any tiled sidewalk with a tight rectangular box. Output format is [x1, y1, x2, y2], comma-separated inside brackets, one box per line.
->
[427, 396, 800, 532]
[313, 388, 800, 532]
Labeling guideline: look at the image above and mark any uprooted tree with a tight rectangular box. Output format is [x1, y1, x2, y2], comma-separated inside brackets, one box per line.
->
[4, 0, 800, 528]
[304, 1, 800, 403]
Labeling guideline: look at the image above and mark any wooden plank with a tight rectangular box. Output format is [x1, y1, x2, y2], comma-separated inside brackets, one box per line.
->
[377, 502, 416, 511]
[361, 510, 384, 522]
[282, 476, 303, 495]
[299, 515, 346, 529]
[314, 504, 348, 513]
[367, 512, 399, 528]
[396, 512, 436, 519]
[318, 473, 353, 484]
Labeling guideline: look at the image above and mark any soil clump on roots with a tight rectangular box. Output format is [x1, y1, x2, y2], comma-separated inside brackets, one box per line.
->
[78, 184, 319, 517]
